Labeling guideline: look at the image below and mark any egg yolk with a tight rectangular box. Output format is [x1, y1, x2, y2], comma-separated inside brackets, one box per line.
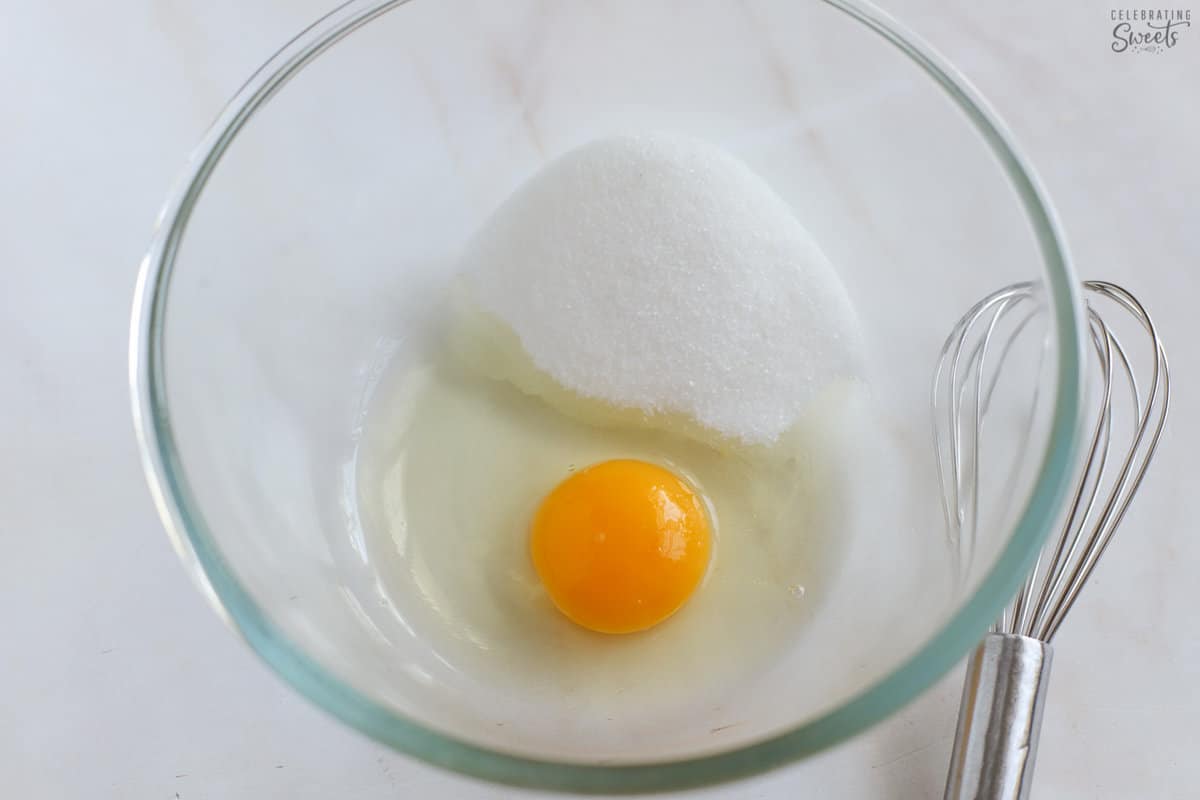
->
[530, 459, 712, 634]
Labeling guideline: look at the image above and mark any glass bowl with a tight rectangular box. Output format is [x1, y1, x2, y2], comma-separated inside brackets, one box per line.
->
[129, 0, 1084, 792]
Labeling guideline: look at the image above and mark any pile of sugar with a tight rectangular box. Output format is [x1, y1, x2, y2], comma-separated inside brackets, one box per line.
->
[457, 132, 864, 446]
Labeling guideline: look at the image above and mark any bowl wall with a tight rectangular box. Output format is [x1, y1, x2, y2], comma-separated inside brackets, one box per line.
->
[134, 0, 1082, 790]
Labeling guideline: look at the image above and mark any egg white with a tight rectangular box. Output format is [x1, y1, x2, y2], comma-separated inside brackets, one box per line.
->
[355, 317, 865, 718]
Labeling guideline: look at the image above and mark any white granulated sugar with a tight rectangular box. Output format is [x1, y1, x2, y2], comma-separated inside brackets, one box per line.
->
[459, 132, 864, 445]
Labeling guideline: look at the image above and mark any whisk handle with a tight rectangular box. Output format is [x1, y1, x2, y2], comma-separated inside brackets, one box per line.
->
[944, 633, 1053, 800]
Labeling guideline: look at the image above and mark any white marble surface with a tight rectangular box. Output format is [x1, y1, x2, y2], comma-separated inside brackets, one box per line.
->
[3, 1, 1198, 797]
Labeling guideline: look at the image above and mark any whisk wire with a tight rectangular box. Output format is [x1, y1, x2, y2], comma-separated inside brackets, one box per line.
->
[1030, 317, 1119, 638]
[933, 284, 1041, 585]
[935, 279, 1168, 643]
[1036, 285, 1169, 640]
[1022, 314, 1114, 638]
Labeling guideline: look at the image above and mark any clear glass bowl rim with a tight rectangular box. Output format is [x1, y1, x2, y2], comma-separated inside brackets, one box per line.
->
[128, 0, 1085, 792]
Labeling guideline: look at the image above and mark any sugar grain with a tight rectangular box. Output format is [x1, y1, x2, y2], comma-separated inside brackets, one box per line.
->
[460, 133, 864, 445]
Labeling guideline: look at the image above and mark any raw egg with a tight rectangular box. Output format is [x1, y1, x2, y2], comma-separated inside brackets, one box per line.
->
[530, 459, 712, 634]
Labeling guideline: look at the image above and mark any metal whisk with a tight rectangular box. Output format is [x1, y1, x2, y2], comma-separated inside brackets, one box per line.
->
[934, 280, 1169, 800]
